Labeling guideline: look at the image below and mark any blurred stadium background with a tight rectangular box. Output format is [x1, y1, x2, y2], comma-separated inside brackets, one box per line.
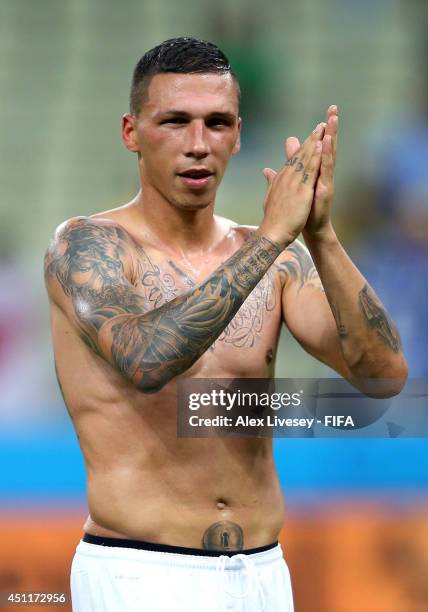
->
[1, 0, 428, 610]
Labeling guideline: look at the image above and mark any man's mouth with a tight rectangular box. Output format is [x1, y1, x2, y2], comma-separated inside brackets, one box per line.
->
[177, 168, 214, 190]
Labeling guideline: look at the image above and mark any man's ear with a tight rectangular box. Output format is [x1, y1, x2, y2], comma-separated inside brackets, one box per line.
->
[232, 117, 242, 155]
[122, 113, 139, 153]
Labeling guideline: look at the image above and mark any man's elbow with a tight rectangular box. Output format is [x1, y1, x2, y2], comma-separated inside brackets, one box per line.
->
[136, 380, 165, 394]
[131, 368, 173, 395]
[353, 355, 409, 398]
[379, 357, 408, 397]
[132, 374, 165, 394]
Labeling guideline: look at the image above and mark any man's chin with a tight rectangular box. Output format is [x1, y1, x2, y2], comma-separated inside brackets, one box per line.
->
[170, 195, 213, 211]
[180, 201, 212, 211]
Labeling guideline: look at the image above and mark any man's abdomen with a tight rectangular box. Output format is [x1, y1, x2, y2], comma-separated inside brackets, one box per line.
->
[83, 448, 285, 551]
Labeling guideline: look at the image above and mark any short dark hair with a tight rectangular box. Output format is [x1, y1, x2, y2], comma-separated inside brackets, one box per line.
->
[129, 37, 240, 115]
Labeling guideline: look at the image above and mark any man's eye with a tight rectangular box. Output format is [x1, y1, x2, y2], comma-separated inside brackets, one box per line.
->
[161, 118, 187, 125]
[206, 119, 231, 128]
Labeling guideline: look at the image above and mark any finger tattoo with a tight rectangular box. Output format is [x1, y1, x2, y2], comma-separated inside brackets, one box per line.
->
[286, 157, 298, 167]
[302, 173, 309, 184]
[296, 161, 304, 172]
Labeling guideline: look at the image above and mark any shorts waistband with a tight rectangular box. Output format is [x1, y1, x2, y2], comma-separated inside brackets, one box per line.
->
[82, 533, 278, 557]
[77, 534, 283, 570]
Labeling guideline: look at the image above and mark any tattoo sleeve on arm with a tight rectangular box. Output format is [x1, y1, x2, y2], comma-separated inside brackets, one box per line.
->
[275, 242, 324, 291]
[358, 284, 402, 353]
[44, 218, 281, 392]
[44, 219, 146, 352]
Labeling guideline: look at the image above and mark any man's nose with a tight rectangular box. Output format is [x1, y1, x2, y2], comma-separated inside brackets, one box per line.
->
[184, 121, 210, 159]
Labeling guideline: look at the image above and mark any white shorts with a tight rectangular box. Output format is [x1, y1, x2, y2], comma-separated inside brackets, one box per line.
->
[71, 536, 294, 612]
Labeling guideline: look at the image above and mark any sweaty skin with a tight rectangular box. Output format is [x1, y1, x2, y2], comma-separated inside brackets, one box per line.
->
[45, 72, 406, 552]
[44, 71, 320, 552]
[46, 208, 312, 551]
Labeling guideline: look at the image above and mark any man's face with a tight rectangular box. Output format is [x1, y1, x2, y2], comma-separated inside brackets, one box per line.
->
[123, 72, 241, 210]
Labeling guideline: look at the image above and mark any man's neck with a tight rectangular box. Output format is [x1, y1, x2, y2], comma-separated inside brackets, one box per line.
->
[130, 188, 221, 255]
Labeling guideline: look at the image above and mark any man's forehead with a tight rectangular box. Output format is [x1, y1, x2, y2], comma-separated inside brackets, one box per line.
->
[142, 72, 239, 115]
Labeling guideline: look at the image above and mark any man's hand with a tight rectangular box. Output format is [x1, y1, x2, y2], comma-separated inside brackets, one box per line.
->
[258, 122, 325, 248]
[286, 105, 338, 240]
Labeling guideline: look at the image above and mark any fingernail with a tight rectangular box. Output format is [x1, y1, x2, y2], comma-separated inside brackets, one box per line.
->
[313, 123, 322, 134]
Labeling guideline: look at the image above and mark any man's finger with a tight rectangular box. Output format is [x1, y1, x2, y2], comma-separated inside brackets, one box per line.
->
[263, 167, 277, 186]
[285, 121, 325, 167]
[285, 137, 300, 162]
[281, 122, 324, 185]
[304, 141, 323, 188]
[289, 123, 324, 173]
[325, 105, 338, 164]
[319, 134, 334, 187]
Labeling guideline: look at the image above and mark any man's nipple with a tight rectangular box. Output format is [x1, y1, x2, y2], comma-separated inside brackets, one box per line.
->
[266, 348, 273, 364]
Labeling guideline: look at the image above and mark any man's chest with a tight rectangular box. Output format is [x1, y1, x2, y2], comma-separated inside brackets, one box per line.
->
[130, 248, 284, 374]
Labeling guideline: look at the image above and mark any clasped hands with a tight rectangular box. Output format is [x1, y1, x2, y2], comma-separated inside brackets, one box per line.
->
[262, 105, 338, 245]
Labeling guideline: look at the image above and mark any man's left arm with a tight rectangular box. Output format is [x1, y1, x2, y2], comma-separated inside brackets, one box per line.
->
[280, 106, 408, 395]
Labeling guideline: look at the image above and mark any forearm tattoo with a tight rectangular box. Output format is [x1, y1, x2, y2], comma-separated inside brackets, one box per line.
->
[358, 284, 402, 353]
[202, 521, 244, 551]
[111, 234, 280, 389]
[44, 219, 281, 391]
[331, 303, 348, 338]
[275, 242, 324, 291]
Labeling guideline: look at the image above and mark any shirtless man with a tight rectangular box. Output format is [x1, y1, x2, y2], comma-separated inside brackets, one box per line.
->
[44, 38, 407, 612]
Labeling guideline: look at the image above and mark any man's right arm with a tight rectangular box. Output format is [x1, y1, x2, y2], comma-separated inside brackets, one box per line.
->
[44, 217, 282, 393]
[45, 123, 324, 393]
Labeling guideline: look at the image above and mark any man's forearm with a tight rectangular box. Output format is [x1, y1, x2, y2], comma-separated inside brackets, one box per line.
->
[100, 233, 282, 392]
[303, 227, 407, 383]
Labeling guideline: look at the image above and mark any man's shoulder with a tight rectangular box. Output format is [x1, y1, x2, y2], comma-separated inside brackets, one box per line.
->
[44, 216, 135, 290]
[46, 216, 137, 265]
[281, 239, 310, 261]
[270, 239, 313, 290]
[218, 217, 258, 240]
[273, 238, 312, 268]
[50, 215, 129, 242]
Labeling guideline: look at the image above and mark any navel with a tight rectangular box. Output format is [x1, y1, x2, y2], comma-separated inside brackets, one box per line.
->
[216, 499, 227, 511]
